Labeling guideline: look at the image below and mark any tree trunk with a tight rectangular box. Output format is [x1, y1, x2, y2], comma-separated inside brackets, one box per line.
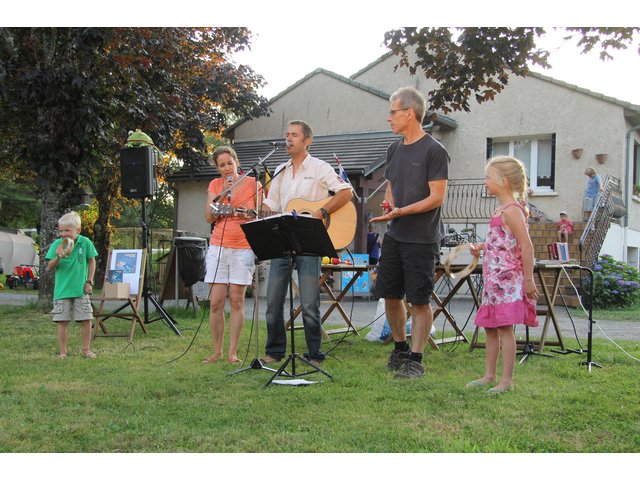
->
[92, 191, 115, 289]
[37, 186, 66, 308]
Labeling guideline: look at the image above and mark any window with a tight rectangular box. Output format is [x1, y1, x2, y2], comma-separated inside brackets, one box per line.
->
[487, 134, 556, 191]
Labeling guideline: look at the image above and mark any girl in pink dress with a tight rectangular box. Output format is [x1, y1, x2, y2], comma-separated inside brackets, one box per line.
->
[467, 156, 539, 393]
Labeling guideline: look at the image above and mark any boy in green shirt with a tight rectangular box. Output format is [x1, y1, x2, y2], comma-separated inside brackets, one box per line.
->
[45, 211, 98, 358]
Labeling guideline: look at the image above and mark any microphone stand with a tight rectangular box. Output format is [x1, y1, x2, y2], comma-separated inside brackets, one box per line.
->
[228, 156, 277, 376]
[213, 145, 282, 205]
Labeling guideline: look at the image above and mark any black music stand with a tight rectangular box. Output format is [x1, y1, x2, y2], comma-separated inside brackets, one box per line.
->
[240, 213, 337, 388]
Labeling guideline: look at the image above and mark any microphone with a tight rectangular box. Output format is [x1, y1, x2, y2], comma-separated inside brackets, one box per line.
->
[226, 176, 233, 203]
[269, 141, 290, 147]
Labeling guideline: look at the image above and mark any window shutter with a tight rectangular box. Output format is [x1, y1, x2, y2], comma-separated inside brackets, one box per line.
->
[486, 138, 493, 160]
[550, 133, 556, 190]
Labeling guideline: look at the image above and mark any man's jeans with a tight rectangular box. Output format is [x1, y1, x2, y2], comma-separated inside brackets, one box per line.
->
[265, 255, 325, 361]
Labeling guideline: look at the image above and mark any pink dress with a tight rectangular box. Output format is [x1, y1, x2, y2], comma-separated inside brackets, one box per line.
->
[475, 203, 538, 328]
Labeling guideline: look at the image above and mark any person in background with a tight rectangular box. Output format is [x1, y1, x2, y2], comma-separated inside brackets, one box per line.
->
[556, 211, 573, 243]
[45, 211, 98, 359]
[203, 146, 259, 364]
[467, 156, 539, 394]
[367, 223, 381, 266]
[260, 120, 352, 367]
[370, 86, 449, 379]
[583, 167, 604, 220]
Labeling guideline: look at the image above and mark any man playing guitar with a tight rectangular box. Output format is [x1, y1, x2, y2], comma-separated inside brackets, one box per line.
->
[260, 120, 353, 367]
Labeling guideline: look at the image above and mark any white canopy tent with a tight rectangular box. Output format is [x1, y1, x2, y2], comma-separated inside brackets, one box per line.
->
[0, 229, 37, 274]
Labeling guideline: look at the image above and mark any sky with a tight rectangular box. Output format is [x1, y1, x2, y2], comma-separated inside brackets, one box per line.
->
[8, 2, 640, 107]
[234, 26, 640, 106]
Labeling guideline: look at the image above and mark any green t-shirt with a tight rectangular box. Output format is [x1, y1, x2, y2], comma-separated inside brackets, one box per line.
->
[45, 235, 98, 300]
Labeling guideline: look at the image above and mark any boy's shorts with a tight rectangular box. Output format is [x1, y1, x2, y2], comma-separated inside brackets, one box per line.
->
[374, 235, 439, 305]
[51, 296, 94, 322]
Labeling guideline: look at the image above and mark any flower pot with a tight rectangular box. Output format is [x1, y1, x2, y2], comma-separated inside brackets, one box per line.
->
[596, 153, 607, 164]
[571, 148, 583, 160]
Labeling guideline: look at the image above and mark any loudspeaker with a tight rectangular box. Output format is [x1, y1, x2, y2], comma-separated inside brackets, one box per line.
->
[120, 147, 158, 198]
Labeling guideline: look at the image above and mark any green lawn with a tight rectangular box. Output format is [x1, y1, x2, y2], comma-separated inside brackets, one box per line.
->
[1, 302, 639, 454]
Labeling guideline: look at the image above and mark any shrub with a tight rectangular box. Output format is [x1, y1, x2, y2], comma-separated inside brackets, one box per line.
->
[583, 254, 640, 309]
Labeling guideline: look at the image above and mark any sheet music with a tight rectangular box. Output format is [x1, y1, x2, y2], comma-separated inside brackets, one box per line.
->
[246, 211, 294, 223]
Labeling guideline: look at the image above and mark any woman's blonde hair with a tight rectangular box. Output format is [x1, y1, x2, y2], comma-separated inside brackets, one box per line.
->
[210, 146, 239, 167]
[486, 156, 530, 216]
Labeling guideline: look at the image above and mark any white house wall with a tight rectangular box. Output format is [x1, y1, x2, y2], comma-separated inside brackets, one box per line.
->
[353, 52, 640, 264]
[355, 53, 629, 223]
[233, 72, 390, 140]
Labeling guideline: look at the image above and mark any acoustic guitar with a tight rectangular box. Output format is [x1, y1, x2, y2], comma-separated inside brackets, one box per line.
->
[286, 198, 357, 251]
[210, 198, 357, 250]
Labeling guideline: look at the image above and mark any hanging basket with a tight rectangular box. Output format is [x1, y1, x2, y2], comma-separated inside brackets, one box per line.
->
[595, 153, 608, 164]
[571, 148, 583, 160]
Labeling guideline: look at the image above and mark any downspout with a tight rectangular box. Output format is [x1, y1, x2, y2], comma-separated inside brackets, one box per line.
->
[169, 183, 179, 239]
[623, 124, 640, 263]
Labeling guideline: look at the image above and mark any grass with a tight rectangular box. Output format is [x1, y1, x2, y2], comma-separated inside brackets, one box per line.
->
[571, 303, 640, 322]
[1, 302, 639, 453]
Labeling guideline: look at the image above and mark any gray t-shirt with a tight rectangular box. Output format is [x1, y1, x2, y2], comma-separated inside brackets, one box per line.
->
[384, 134, 449, 244]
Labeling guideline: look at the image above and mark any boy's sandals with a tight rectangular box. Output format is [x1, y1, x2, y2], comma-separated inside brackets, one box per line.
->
[82, 350, 97, 359]
[55, 353, 68, 359]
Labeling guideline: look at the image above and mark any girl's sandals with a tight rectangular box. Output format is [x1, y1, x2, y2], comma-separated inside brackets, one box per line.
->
[202, 355, 221, 364]
[56, 353, 68, 359]
[465, 379, 493, 389]
[82, 350, 97, 359]
[487, 385, 514, 394]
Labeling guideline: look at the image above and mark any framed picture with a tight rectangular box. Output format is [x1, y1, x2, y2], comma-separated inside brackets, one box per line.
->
[107, 269, 124, 283]
[110, 250, 143, 295]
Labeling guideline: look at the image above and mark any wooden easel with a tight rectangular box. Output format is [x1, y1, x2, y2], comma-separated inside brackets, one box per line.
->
[92, 250, 148, 343]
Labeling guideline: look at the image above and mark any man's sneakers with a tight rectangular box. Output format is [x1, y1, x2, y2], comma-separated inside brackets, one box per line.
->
[395, 360, 425, 379]
[388, 349, 425, 379]
[387, 348, 411, 371]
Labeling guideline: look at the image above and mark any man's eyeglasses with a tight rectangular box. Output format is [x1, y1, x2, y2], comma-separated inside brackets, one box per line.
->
[389, 108, 409, 115]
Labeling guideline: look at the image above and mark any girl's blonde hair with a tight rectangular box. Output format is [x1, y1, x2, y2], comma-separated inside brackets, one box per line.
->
[486, 156, 530, 216]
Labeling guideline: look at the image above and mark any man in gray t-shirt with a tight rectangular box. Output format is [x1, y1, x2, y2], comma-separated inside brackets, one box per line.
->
[371, 87, 449, 379]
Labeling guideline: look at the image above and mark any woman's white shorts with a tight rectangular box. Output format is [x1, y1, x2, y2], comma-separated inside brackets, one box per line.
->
[204, 245, 255, 285]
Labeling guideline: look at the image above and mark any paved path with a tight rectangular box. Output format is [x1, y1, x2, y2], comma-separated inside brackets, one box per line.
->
[2, 292, 638, 346]
[255, 295, 640, 345]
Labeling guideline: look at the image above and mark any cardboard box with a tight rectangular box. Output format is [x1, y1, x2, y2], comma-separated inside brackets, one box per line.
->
[103, 281, 130, 299]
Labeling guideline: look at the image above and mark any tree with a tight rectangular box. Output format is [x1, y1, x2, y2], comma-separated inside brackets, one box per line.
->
[383, 27, 640, 114]
[0, 28, 270, 304]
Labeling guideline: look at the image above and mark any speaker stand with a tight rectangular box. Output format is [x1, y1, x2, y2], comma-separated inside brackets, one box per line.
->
[140, 197, 181, 336]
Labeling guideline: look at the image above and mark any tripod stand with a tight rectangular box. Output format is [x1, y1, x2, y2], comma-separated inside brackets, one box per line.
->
[577, 266, 602, 371]
[240, 213, 336, 388]
[140, 197, 181, 336]
[517, 324, 554, 364]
